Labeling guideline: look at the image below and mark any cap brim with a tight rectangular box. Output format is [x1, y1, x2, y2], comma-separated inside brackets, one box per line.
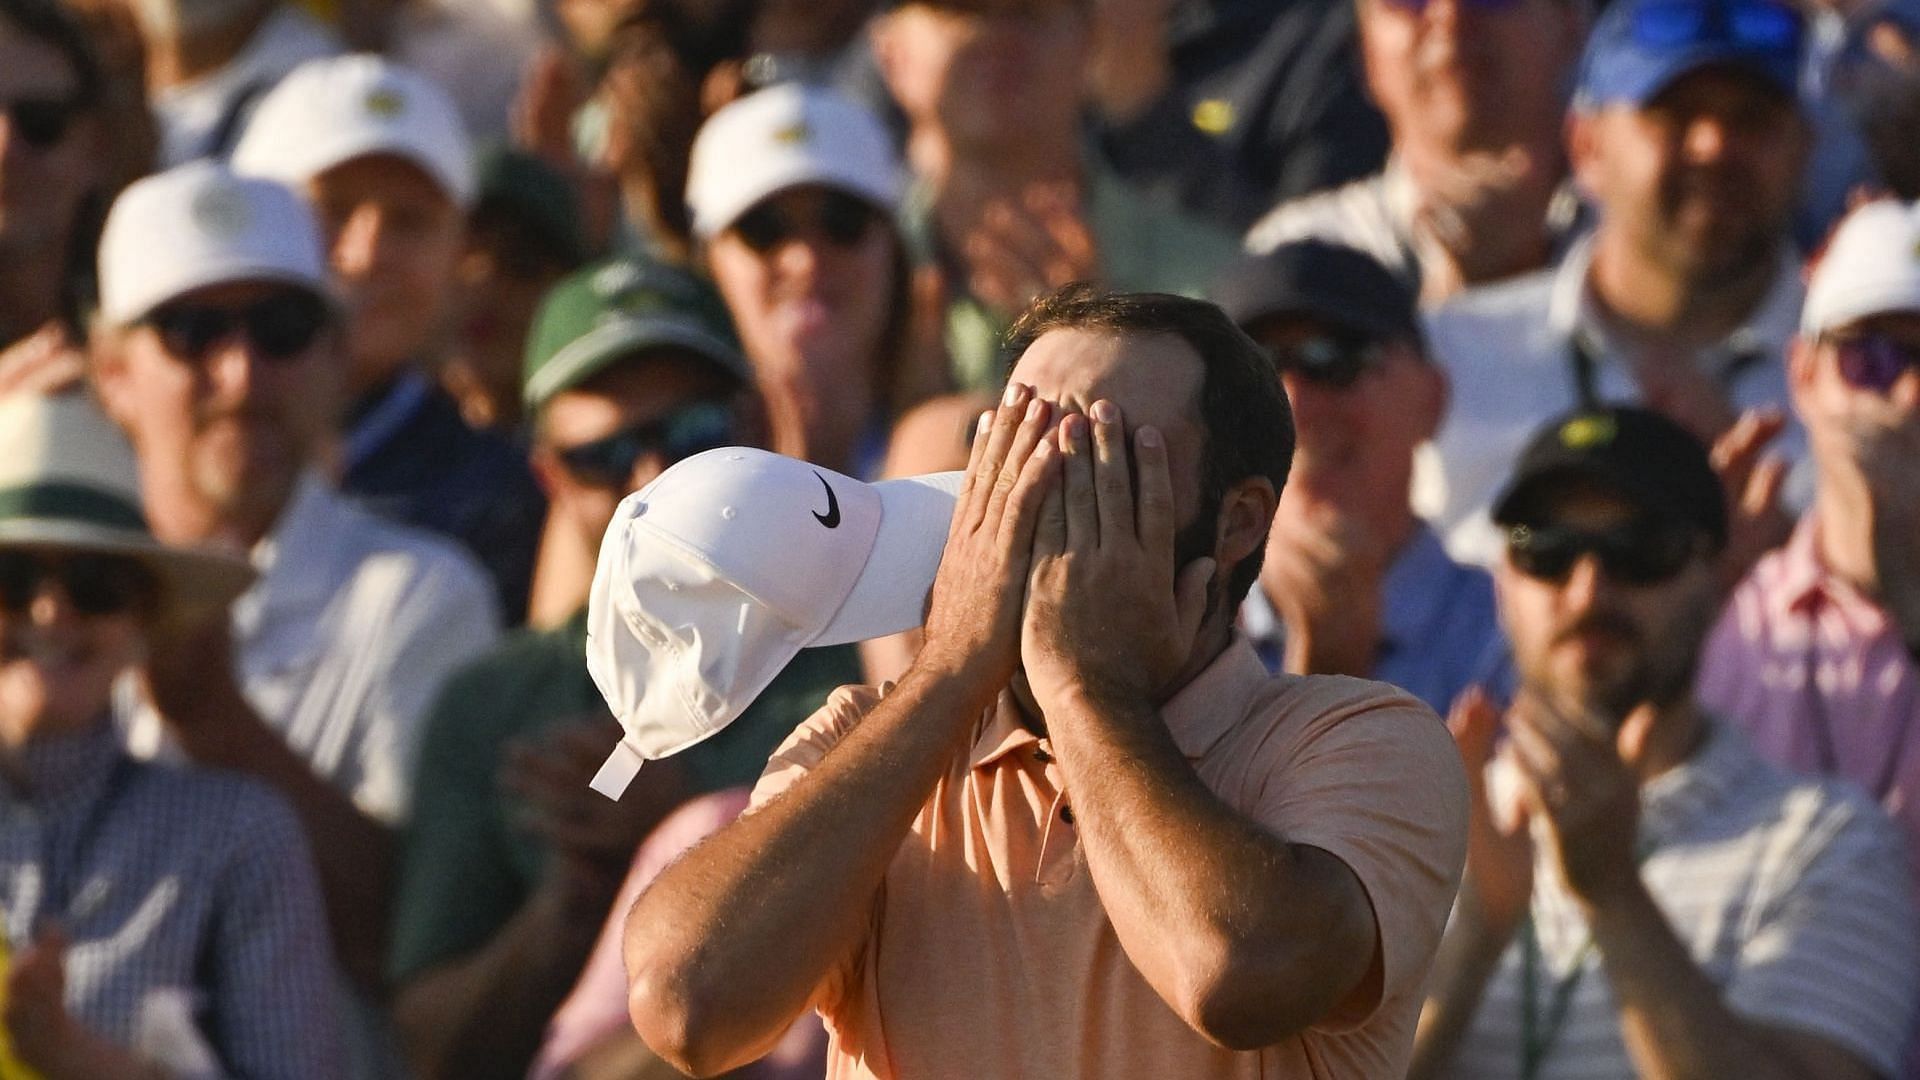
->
[524, 317, 750, 407]
[109, 261, 337, 328]
[693, 162, 902, 239]
[1491, 460, 1693, 531]
[813, 471, 962, 646]
[0, 522, 254, 617]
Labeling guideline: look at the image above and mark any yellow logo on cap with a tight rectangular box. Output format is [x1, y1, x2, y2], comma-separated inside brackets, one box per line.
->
[364, 88, 406, 119]
[773, 122, 811, 146]
[1192, 99, 1235, 136]
[191, 186, 252, 238]
[1560, 414, 1617, 450]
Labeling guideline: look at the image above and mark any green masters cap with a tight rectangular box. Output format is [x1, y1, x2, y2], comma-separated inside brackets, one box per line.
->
[523, 256, 750, 409]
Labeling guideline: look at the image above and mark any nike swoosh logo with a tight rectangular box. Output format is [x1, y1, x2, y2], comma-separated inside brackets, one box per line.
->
[812, 472, 841, 528]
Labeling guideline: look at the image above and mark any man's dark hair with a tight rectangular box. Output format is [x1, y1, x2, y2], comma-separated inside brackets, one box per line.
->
[1001, 284, 1295, 608]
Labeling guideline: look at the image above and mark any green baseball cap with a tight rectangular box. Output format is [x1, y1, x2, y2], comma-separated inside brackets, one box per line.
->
[523, 256, 750, 409]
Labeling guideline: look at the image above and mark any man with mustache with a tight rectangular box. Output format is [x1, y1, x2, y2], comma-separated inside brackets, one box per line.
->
[1410, 406, 1918, 1080]
[1417, 0, 1813, 568]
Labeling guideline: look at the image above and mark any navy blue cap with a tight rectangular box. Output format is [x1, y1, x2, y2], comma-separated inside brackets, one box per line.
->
[1575, 0, 1804, 109]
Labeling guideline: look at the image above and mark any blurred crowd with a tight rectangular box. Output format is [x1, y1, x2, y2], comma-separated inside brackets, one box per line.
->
[0, 0, 1918, 1076]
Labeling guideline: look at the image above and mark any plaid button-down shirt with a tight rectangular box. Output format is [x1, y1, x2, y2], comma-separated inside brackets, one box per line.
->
[1, 722, 344, 1078]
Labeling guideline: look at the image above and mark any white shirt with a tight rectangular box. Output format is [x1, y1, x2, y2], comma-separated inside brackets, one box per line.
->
[127, 475, 500, 824]
[154, 7, 341, 167]
[1415, 234, 1811, 567]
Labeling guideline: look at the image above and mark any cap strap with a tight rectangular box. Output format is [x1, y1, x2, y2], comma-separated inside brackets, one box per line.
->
[0, 483, 149, 533]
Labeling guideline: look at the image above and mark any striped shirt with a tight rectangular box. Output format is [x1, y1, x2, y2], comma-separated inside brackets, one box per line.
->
[0, 723, 344, 1077]
[1436, 721, 1919, 1080]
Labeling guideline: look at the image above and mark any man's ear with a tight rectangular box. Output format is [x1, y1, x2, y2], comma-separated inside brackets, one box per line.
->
[1406, 344, 1448, 443]
[87, 326, 138, 431]
[1787, 334, 1817, 416]
[869, 14, 906, 99]
[528, 443, 567, 500]
[1566, 108, 1604, 203]
[1214, 475, 1279, 572]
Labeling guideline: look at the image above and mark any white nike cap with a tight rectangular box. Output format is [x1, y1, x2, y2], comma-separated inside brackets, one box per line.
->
[230, 54, 476, 208]
[1803, 198, 1920, 336]
[585, 448, 962, 799]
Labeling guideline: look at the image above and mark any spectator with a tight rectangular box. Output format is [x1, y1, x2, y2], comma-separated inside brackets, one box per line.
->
[0, 390, 344, 1080]
[441, 147, 590, 434]
[232, 54, 548, 623]
[1214, 241, 1502, 714]
[624, 286, 1469, 1078]
[1244, 0, 1589, 302]
[1411, 406, 1919, 1080]
[1089, 0, 1391, 233]
[687, 83, 945, 477]
[137, 0, 340, 166]
[872, 0, 1239, 390]
[387, 256, 861, 1080]
[1700, 200, 1920, 904]
[88, 161, 499, 1051]
[0, 0, 109, 386]
[1418, 0, 1813, 566]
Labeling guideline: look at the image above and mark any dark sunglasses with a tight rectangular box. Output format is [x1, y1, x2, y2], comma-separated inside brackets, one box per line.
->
[1831, 333, 1920, 395]
[1264, 332, 1386, 390]
[4, 97, 84, 151]
[731, 191, 879, 254]
[556, 400, 737, 488]
[144, 291, 330, 364]
[1631, 0, 1801, 52]
[0, 551, 156, 617]
[1381, 0, 1525, 12]
[1505, 520, 1698, 586]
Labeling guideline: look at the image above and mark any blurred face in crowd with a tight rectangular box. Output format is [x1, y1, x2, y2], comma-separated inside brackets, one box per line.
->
[1791, 311, 1920, 481]
[532, 353, 742, 544]
[93, 281, 339, 541]
[1571, 67, 1809, 288]
[707, 185, 898, 435]
[446, 213, 575, 431]
[0, 18, 100, 270]
[1496, 483, 1719, 725]
[874, 0, 1090, 151]
[1358, 0, 1585, 151]
[555, 0, 645, 59]
[1252, 316, 1443, 502]
[0, 549, 150, 745]
[307, 155, 465, 395]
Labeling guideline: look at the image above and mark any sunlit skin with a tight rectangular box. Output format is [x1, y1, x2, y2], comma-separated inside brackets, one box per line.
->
[0, 567, 143, 750]
[307, 156, 465, 396]
[1495, 484, 1721, 726]
[874, 0, 1089, 157]
[91, 281, 340, 550]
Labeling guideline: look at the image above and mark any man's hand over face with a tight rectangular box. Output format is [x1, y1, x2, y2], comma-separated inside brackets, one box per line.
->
[914, 383, 1061, 697]
[1709, 407, 1793, 591]
[1505, 693, 1652, 909]
[1021, 402, 1214, 715]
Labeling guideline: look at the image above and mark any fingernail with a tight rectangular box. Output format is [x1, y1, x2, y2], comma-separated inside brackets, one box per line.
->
[1026, 397, 1046, 421]
[1003, 382, 1025, 407]
[1138, 426, 1161, 447]
[1091, 400, 1116, 423]
[978, 411, 994, 435]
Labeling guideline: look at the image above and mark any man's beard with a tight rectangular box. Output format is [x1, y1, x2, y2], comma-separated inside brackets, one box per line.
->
[1526, 606, 1708, 727]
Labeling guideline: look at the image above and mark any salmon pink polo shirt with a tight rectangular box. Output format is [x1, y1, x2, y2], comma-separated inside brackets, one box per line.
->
[749, 636, 1469, 1080]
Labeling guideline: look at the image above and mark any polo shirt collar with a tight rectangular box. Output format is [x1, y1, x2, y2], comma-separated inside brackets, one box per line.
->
[1639, 718, 1757, 846]
[968, 695, 1040, 771]
[237, 471, 346, 626]
[1764, 513, 1891, 633]
[0, 717, 124, 812]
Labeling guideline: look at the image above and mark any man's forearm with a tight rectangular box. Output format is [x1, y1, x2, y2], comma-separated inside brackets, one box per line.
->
[1045, 689, 1376, 1049]
[621, 661, 992, 1077]
[394, 882, 610, 1080]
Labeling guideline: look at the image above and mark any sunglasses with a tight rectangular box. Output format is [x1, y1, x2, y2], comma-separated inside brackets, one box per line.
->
[1831, 333, 1920, 395]
[0, 551, 156, 617]
[1264, 332, 1386, 389]
[1505, 520, 1698, 586]
[144, 291, 330, 364]
[731, 191, 879, 254]
[556, 400, 737, 488]
[4, 97, 84, 151]
[1380, 0, 1525, 12]
[1631, 0, 1801, 52]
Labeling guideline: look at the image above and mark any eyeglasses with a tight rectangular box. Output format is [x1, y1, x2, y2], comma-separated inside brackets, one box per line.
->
[1630, 0, 1801, 52]
[0, 551, 156, 617]
[144, 291, 330, 364]
[1831, 333, 1920, 395]
[731, 191, 879, 254]
[3, 97, 83, 151]
[1263, 332, 1386, 389]
[555, 400, 737, 488]
[1505, 520, 1698, 586]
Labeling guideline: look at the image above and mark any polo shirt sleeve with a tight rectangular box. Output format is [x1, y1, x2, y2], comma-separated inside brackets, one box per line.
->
[1724, 786, 1920, 1078]
[1249, 680, 1469, 1033]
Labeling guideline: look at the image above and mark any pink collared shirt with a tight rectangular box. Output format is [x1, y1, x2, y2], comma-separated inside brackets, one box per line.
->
[1699, 516, 1920, 897]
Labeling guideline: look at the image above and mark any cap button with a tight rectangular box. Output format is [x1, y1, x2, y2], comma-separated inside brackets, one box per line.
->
[720, 506, 738, 520]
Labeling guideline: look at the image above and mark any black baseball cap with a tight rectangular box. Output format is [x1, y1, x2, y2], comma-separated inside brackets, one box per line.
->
[1492, 406, 1728, 549]
[1210, 240, 1421, 347]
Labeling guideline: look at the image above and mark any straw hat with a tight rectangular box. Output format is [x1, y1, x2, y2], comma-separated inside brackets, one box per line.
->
[0, 392, 253, 616]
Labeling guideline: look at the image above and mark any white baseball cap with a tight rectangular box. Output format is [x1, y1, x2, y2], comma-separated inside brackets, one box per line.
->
[1803, 199, 1920, 336]
[230, 54, 476, 209]
[585, 448, 962, 799]
[97, 160, 331, 327]
[686, 82, 904, 239]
